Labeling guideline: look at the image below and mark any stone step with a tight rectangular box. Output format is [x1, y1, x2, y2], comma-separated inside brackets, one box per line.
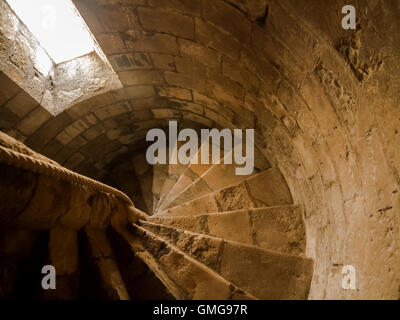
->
[138, 220, 313, 300]
[155, 141, 222, 213]
[152, 144, 189, 213]
[130, 223, 256, 300]
[158, 145, 270, 212]
[160, 152, 248, 212]
[149, 205, 306, 255]
[106, 227, 178, 300]
[160, 151, 271, 211]
[155, 168, 293, 217]
[154, 162, 187, 213]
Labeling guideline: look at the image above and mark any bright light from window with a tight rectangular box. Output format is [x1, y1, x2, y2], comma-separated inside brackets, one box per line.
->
[6, 0, 94, 64]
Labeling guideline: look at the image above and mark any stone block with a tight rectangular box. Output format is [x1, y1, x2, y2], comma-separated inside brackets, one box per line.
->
[164, 72, 214, 97]
[126, 33, 178, 55]
[96, 33, 127, 55]
[82, 124, 106, 141]
[178, 39, 220, 69]
[0, 73, 20, 106]
[138, 8, 194, 39]
[74, 0, 104, 35]
[64, 152, 86, 170]
[157, 244, 231, 299]
[219, 242, 313, 299]
[84, 227, 129, 300]
[118, 70, 163, 86]
[158, 87, 192, 101]
[16, 106, 51, 136]
[195, 18, 242, 60]
[246, 169, 293, 207]
[113, 86, 155, 101]
[152, 108, 181, 119]
[26, 113, 72, 151]
[176, 101, 203, 115]
[222, 56, 259, 93]
[181, 111, 213, 128]
[250, 206, 306, 255]
[215, 183, 255, 212]
[66, 93, 116, 120]
[207, 211, 253, 245]
[56, 119, 92, 145]
[175, 55, 207, 77]
[148, 0, 202, 16]
[203, 0, 251, 43]
[225, 0, 268, 21]
[129, 97, 156, 110]
[4, 91, 38, 118]
[161, 193, 219, 216]
[109, 52, 152, 71]
[208, 69, 245, 101]
[97, 6, 141, 32]
[150, 53, 175, 70]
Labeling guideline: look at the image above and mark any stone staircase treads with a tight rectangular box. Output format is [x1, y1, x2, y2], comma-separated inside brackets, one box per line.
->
[159, 144, 271, 211]
[153, 142, 191, 213]
[149, 205, 306, 255]
[155, 161, 187, 212]
[0, 131, 314, 300]
[157, 140, 225, 212]
[162, 160, 256, 211]
[131, 223, 257, 300]
[138, 220, 313, 300]
[155, 168, 293, 217]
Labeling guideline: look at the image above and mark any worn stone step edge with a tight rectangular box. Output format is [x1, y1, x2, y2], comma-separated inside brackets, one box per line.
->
[159, 160, 258, 212]
[148, 205, 306, 255]
[137, 220, 314, 300]
[157, 161, 216, 213]
[155, 152, 224, 213]
[157, 144, 271, 213]
[154, 168, 293, 217]
[131, 223, 258, 300]
[138, 219, 308, 264]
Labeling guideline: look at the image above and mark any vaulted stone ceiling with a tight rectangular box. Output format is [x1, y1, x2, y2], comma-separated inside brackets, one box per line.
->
[0, 0, 399, 299]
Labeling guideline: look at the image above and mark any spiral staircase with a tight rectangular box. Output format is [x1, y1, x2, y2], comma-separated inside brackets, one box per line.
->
[0, 131, 313, 300]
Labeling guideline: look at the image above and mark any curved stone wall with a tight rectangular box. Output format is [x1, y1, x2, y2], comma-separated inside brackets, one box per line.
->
[0, 0, 399, 299]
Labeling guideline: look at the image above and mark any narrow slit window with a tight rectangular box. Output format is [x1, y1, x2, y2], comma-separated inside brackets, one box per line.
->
[6, 0, 95, 64]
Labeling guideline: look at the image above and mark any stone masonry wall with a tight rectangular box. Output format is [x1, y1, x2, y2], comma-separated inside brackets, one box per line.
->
[0, 0, 399, 299]
[0, 0, 121, 116]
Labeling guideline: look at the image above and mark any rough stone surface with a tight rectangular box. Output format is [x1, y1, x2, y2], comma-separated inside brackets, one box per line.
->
[150, 205, 306, 256]
[157, 169, 294, 216]
[133, 224, 255, 300]
[0, 1, 121, 116]
[85, 228, 130, 300]
[139, 220, 312, 300]
[1, 0, 400, 300]
[219, 242, 313, 299]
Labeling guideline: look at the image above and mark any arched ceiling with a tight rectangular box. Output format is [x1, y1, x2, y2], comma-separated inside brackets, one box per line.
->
[0, 0, 399, 299]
